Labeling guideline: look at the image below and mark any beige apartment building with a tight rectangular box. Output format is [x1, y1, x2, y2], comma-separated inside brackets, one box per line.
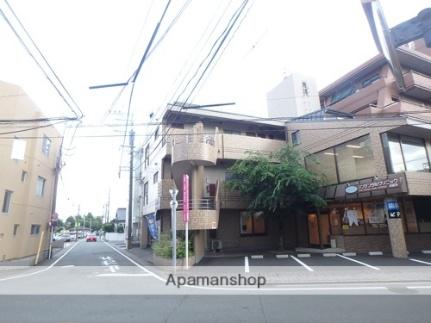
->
[137, 106, 287, 262]
[0, 81, 61, 262]
[286, 39, 431, 257]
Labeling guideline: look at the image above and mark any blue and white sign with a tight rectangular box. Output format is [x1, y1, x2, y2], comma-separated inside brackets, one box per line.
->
[146, 213, 158, 240]
[386, 199, 401, 219]
[345, 185, 358, 194]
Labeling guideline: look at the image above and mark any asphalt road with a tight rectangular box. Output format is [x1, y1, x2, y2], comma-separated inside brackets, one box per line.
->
[1, 241, 431, 323]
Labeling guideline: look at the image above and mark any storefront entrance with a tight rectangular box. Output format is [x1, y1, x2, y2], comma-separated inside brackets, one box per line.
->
[307, 213, 330, 247]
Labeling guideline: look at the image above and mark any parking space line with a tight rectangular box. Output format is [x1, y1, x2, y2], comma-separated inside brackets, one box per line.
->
[336, 254, 380, 270]
[244, 256, 249, 273]
[409, 258, 431, 266]
[291, 255, 313, 272]
[251, 255, 263, 259]
[276, 254, 289, 259]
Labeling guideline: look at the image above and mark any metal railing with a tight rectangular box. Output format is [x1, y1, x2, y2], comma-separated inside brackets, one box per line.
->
[176, 197, 216, 210]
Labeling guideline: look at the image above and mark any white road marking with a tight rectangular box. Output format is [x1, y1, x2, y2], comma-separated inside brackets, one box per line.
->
[244, 256, 249, 273]
[291, 255, 313, 272]
[323, 253, 337, 257]
[251, 255, 263, 259]
[276, 254, 289, 259]
[109, 266, 116, 273]
[297, 254, 311, 258]
[61, 265, 75, 268]
[422, 250, 431, 254]
[0, 241, 81, 282]
[342, 252, 357, 257]
[337, 254, 380, 270]
[114, 265, 120, 271]
[409, 258, 431, 266]
[368, 251, 383, 256]
[103, 242, 165, 282]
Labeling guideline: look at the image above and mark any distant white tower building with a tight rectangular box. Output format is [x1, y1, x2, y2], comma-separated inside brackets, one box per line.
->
[266, 73, 320, 119]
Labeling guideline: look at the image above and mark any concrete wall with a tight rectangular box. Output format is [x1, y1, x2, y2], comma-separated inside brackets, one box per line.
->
[215, 210, 280, 251]
[267, 74, 319, 118]
[0, 81, 61, 261]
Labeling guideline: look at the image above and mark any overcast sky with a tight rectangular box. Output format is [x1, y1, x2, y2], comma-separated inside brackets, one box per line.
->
[0, 0, 429, 219]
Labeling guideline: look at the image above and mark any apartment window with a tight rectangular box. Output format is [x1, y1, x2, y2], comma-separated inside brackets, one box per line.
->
[240, 211, 266, 235]
[224, 129, 241, 135]
[13, 224, 19, 236]
[330, 84, 357, 105]
[2, 190, 13, 213]
[143, 181, 149, 206]
[30, 224, 40, 235]
[21, 170, 28, 182]
[335, 135, 376, 182]
[384, 133, 430, 173]
[154, 127, 159, 140]
[292, 131, 301, 146]
[302, 81, 309, 96]
[36, 176, 46, 197]
[153, 171, 159, 184]
[361, 74, 380, 88]
[144, 144, 150, 168]
[42, 135, 51, 156]
[305, 148, 338, 185]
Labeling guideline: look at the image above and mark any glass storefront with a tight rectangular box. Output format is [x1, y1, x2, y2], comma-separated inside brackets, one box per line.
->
[305, 135, 376, 184]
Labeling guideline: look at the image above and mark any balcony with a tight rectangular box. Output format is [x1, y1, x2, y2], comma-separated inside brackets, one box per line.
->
[219, 183, 250, 209]
[175, 198, 219, 230]
[403, 70, 431, 102]
[172, 133, 218, 166]
[222, 134, 285, 160]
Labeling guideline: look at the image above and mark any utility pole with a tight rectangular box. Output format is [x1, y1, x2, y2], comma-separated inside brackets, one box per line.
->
[127, 129, 135, 250]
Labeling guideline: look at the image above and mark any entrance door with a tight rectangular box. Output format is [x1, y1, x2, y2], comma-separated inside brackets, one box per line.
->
[308, 213, 331, 247]
[307, 213, 320, 246]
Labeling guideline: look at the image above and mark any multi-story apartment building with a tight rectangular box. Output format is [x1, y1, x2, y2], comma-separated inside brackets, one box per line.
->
[0, 81, 61, 262]
[286, 39, 431, 257]
[136, 105, 286, 262]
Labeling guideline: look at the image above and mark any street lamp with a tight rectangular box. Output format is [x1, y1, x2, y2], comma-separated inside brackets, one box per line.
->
[361, 0, 431, 92]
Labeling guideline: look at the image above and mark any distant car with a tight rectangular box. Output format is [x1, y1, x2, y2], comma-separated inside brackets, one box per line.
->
[60, 234, 71, 242]
[86, 235, 97, 242]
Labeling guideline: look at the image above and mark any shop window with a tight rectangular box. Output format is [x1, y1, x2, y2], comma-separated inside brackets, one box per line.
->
[335, 135, 376, 182]
[413, 197, 431, 233]
[363, 202, 388, 234]
[305, 148, 338, 185]
[240, 211, 266, 235]
[384, 134, 430, 173]
[332, 203, 365, 235]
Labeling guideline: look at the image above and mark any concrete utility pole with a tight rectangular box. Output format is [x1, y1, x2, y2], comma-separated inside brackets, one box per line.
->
[127, 129, 135, 250]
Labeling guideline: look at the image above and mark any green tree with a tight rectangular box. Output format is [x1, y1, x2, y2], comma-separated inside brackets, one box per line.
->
[228, 145, 326, 246]
[65, 216, 75, 229]
[102, 222, 114, 233]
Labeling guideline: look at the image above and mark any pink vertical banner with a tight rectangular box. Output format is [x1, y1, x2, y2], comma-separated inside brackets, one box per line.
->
[183, 174, 189, 223]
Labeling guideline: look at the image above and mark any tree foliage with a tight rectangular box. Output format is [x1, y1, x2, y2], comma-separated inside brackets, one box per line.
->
[227, 145, 326, 215]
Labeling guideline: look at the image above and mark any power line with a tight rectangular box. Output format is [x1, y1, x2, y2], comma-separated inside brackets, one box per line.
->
[2, 120, 431, 140]
[1, 1, 83, 120]
[142, 0, 251, 170]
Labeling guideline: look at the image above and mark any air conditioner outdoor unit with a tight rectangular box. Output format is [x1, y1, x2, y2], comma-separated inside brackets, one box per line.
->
[211, 239, 223, 252]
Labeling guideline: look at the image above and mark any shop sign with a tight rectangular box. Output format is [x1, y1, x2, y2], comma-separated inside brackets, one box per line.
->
[358, 178, 399, 193]
[345, 185, 358, 194]
[386, 199, 401, 219]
